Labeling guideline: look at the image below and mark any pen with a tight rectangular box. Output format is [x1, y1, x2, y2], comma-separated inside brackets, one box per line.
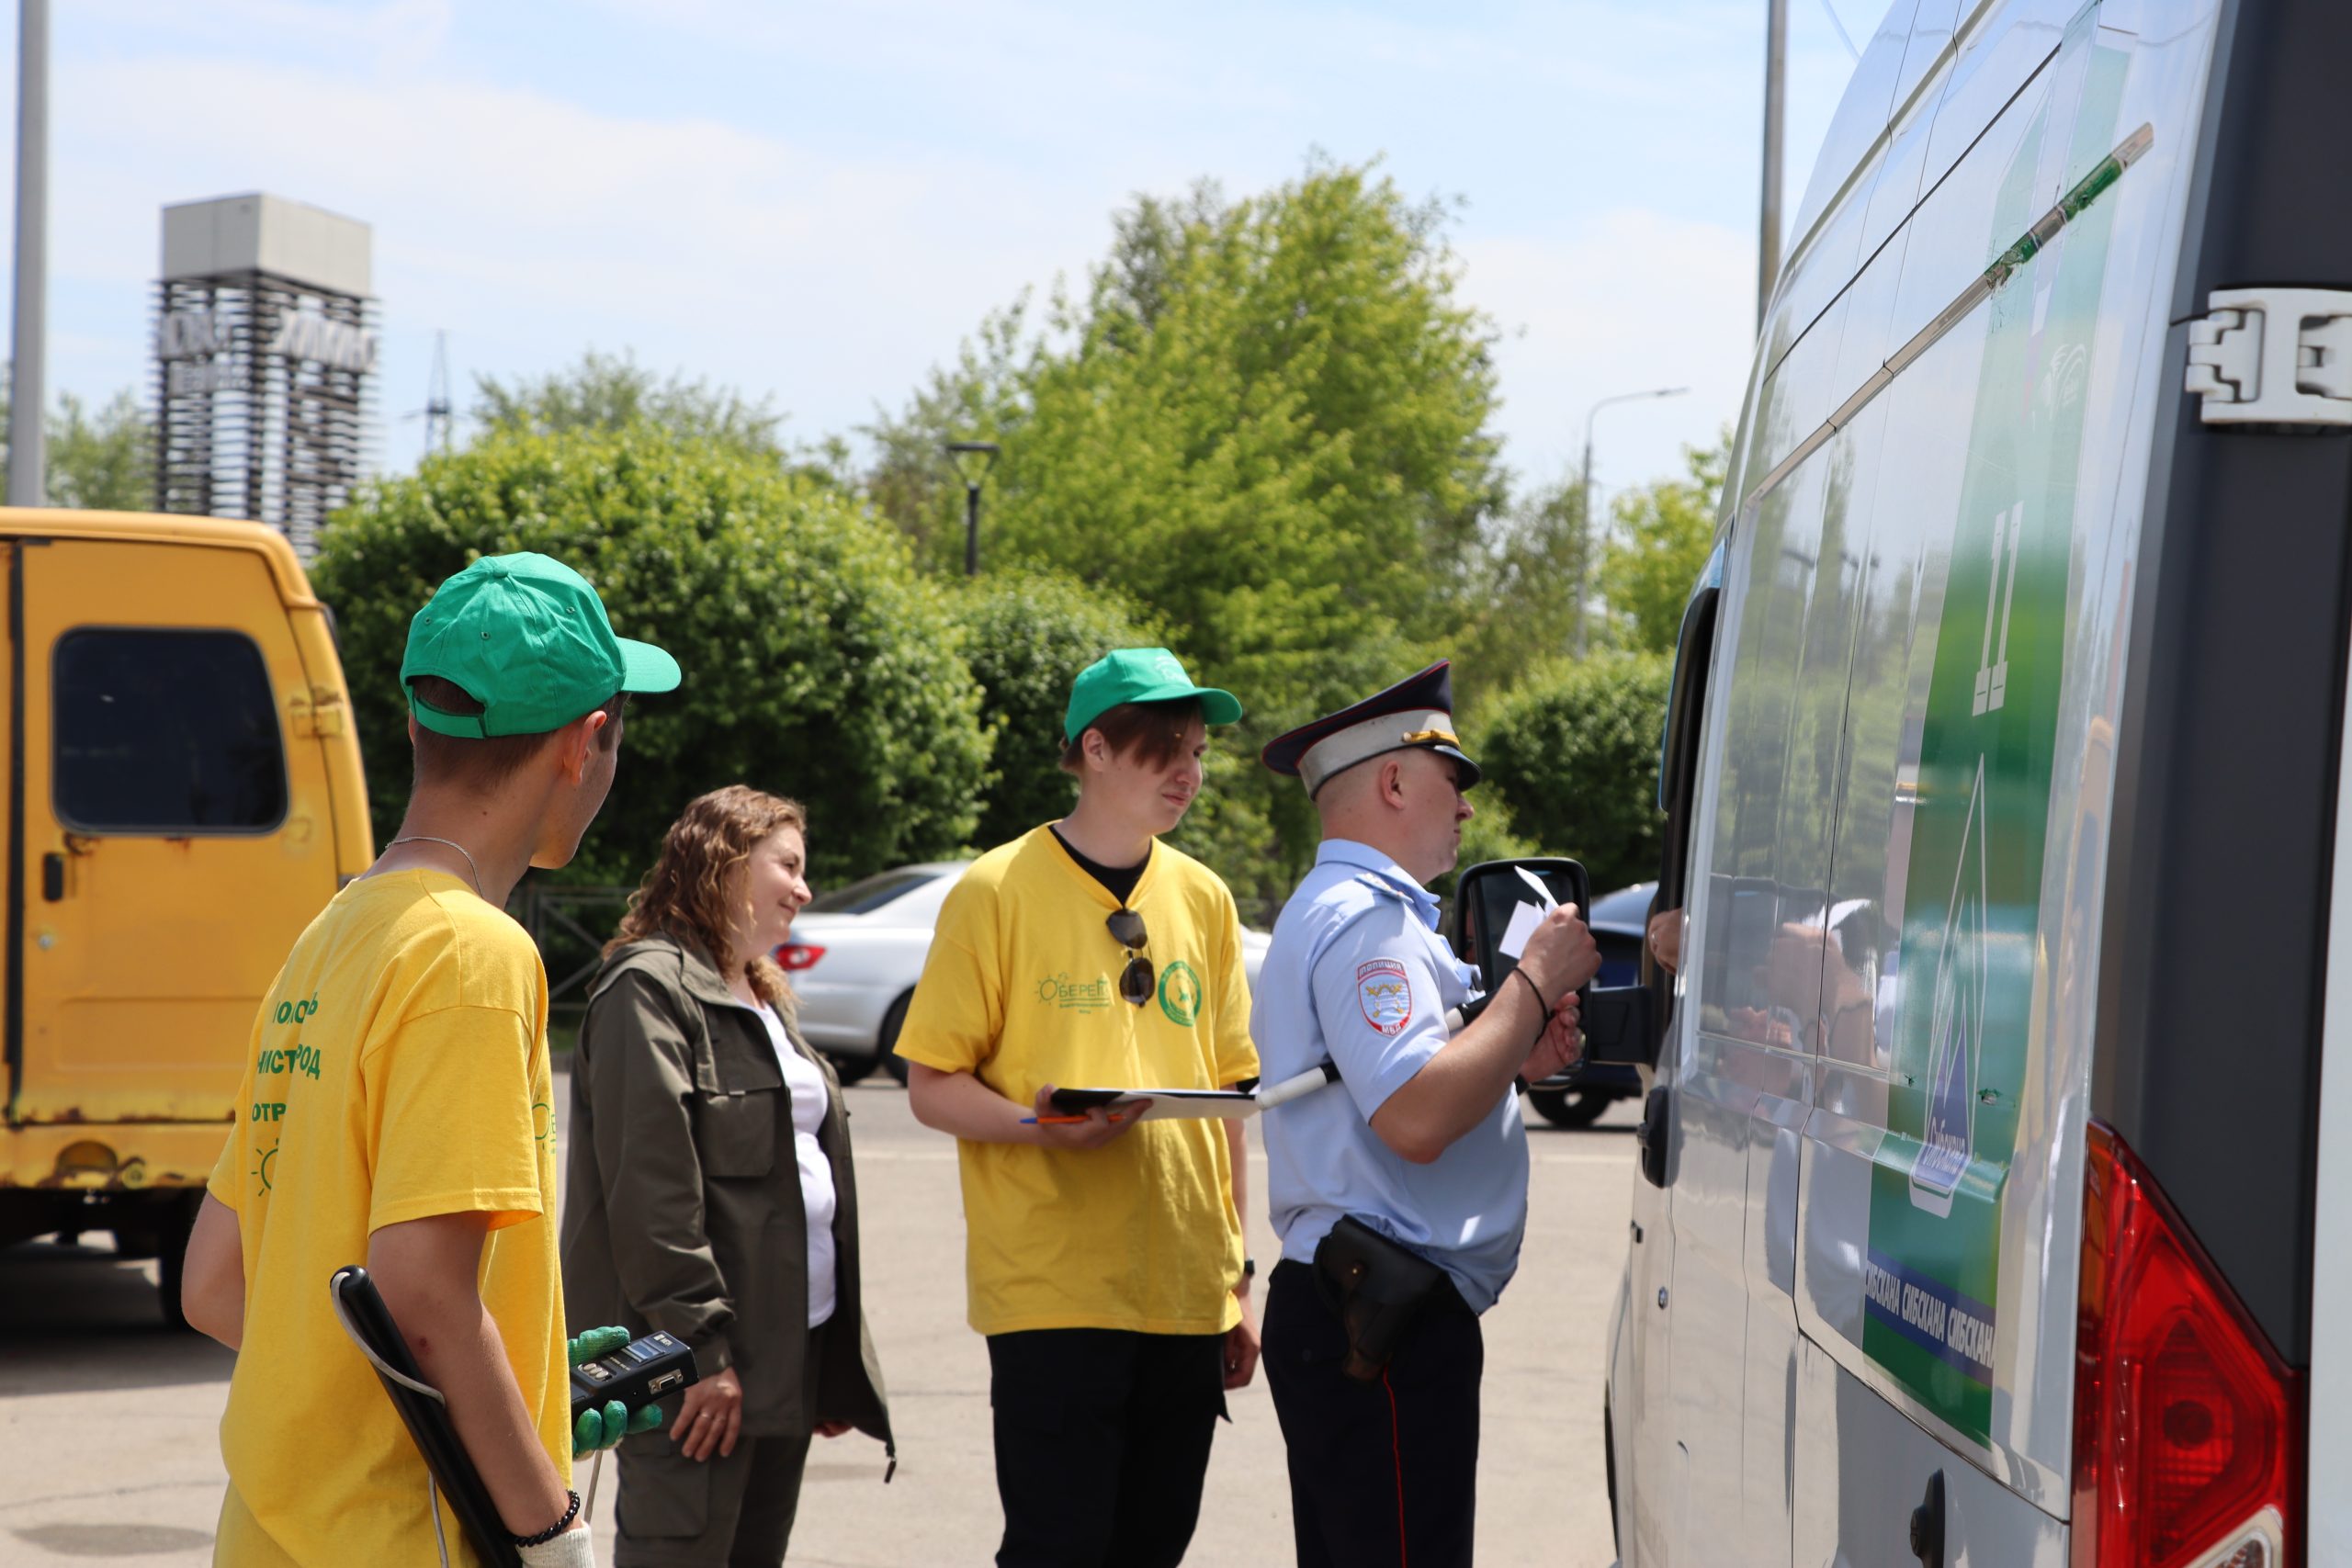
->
[1019, 1113, 1129, 1125]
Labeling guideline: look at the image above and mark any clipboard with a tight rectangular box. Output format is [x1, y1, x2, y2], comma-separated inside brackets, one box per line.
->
[1048, 1086, 1261, 1121]
[329, 1264, 523, 1568]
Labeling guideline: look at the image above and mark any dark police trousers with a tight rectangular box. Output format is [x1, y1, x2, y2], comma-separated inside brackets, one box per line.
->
[986, 1326, 1227, 1568]
[1263, 1258, 1483, 1568]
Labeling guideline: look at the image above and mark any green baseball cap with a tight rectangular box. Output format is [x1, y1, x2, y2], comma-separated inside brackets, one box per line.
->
[1063, 648, 1242, 744]
[400, 553, 682, 739]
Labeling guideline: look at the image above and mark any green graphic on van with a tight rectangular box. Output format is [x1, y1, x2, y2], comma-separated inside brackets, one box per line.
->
[1860, 30, 2128, 1449]
[1158, 960, 1202, 1027]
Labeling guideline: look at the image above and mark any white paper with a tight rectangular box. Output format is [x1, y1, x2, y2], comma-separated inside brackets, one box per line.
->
[1499, 899, 1545, 960]
[1515, 865, 1559, 909]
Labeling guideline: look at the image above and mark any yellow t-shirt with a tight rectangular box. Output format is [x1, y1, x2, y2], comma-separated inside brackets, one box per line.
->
[895, 827, 1260, 1336]
[205, 869, 568, 1568]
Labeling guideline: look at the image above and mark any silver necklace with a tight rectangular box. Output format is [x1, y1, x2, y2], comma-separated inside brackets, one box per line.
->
[383, 835, 484, 897]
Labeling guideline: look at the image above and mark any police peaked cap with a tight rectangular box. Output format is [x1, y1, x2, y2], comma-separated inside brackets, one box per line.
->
[1261, 660, 1483, 796]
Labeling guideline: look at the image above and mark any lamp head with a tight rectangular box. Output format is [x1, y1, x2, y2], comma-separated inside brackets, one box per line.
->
[945, 439, 1001, 486]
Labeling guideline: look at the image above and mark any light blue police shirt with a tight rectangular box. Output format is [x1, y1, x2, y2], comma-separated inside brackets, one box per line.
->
[1251, 838, 1530, 1311]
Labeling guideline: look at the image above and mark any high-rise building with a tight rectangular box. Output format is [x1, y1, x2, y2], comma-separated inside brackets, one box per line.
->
[152, 194, 378, 558]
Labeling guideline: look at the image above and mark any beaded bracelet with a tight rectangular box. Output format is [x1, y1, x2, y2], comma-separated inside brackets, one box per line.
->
[514, 1489, 581, 1549]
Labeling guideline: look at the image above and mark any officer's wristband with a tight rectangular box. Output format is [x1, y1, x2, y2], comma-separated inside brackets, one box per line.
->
[1508, 966, 1554, 1034]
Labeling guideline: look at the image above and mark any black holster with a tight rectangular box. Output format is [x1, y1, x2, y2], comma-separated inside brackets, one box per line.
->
[1313, 1215, 1448, 1382]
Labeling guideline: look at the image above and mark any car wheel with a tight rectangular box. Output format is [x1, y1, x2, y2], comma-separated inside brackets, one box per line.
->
[1527, 1086, 1614, 1129]
[878, 993, 913, 1086]
[828, 1052, 879, 1086]
[153, 1193, 200, 1332]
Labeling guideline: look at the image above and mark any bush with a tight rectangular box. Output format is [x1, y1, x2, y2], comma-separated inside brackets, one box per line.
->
[950, 570, 1161, 848]
[312, 426, 992, 886]
[1473, 654, 1670, 894]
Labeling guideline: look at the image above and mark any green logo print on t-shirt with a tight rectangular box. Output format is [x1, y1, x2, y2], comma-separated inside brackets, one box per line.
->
[1157, 960, 1202, 1028]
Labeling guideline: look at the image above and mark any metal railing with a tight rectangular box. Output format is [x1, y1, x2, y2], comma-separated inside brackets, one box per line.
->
[507, 882, 636, 1036]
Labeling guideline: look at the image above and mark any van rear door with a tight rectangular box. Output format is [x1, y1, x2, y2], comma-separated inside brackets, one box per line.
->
[10, 536, 340, 1129]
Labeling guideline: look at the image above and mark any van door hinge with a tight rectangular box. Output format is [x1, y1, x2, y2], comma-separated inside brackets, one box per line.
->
[288, 685, 346, 739]
[2187, 287, 2352, 426]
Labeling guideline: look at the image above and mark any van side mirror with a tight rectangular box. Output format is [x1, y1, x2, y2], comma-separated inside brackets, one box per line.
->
[1452, 857, 1657, 1067]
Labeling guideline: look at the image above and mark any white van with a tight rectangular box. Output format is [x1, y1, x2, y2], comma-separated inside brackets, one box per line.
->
[1565, 0, 2345, 1562]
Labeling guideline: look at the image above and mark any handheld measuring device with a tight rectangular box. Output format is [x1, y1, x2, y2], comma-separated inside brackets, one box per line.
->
[570, 1329, 699, 1421]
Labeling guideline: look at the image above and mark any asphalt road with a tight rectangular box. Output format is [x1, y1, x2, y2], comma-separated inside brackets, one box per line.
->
[0, 1077, 1636, 1566]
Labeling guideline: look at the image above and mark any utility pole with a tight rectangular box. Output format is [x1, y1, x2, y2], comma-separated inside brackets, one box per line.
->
[1758, 0, 1788, 333]
[8, 0, 48, 505]
[423, 330, 454, 455]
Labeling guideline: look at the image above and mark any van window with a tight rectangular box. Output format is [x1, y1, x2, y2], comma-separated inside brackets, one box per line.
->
[53, 629, 288, 833]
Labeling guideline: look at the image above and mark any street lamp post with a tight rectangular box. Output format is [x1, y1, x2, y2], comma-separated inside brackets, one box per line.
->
[8, 0, 49, 506]
[945, 440, 1001, 577]
[1577, 387, 1689, 657]
[1759, 0, 1788, 332]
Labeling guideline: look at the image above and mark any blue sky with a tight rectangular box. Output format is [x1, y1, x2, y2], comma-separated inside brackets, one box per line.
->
[17, 0, 1866, 504]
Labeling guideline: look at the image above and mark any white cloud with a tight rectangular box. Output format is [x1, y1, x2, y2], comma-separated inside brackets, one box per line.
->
[40, 51, 1107, 456]
[20, 0, 1860, 488]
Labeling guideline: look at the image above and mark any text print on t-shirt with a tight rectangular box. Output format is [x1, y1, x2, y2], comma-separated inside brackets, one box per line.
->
[250, 991, 324, 1194]
[1357, 960, 1413, 1035]
[1036, 972, 1115, 1013]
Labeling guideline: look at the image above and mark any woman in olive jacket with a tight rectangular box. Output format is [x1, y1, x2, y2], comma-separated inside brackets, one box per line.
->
[562, 785, 891, 1567]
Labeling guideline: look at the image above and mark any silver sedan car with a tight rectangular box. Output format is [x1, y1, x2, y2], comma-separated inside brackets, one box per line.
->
[783, 862, 1270, 1083]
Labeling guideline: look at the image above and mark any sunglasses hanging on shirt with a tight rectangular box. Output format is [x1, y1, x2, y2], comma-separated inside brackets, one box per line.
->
[1107, 908, 1154, 1006]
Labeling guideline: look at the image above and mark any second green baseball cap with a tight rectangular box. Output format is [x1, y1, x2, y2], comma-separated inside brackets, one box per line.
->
[401, 553, 682, 739]
[1063, 648, 1242, 744]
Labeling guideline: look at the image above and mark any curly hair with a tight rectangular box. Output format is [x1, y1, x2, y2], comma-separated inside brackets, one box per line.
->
[607, 784, 807, 1015]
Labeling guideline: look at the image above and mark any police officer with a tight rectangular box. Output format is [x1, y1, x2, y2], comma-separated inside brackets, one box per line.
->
[1251, 660, 1599, 1568]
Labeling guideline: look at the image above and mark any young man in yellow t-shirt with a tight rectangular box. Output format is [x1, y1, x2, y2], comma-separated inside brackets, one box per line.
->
[899, 648, 1261, 1568]
[178, 554, 682, 1568]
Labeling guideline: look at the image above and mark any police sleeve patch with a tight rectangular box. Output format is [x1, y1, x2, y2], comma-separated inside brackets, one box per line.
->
[1356, 959, 1413, 1035]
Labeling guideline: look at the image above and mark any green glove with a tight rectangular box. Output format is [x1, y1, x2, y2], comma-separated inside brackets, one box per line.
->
[566, 1326, 667, 1459]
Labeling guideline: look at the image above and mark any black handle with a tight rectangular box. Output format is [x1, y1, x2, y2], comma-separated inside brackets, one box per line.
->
[1910, 1469, 1945, 1567]
[1637, 1086, 1671, 1188]
[41, 852, 63, 902]
[1582, 985, 1655, 1064]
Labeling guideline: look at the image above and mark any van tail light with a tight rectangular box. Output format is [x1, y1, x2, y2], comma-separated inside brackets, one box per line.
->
[2074, 1120, 2300, 1568]
[776, 943, 825, 972]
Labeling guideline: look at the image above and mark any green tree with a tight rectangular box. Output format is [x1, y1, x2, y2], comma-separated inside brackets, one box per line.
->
[48, 391, 154, 510]
[1472, 654, 1670, 893]
[870, 159, 1507, 912]
[862, 300, 1035, 567]
[950, 570, 1160, 847]
[312, 425, 990, 886]
[474, 349, 786, 457]
[1456, 475, 1592, 709]
[0, 386, 156, 510]
[994, 161, 1501, 684]
[1600, 434, 1728, 655]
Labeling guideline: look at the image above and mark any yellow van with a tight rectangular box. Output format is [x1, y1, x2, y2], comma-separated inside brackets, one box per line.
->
[0, 509, 370, 1322]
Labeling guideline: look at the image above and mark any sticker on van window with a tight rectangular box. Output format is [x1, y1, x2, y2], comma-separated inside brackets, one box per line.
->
[1860, 24, 2129, 1450]
[1908, 763, 1987, 1219]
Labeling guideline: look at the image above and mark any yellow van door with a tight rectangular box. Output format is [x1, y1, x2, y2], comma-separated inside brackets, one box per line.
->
[11, 537, 339, 1126]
